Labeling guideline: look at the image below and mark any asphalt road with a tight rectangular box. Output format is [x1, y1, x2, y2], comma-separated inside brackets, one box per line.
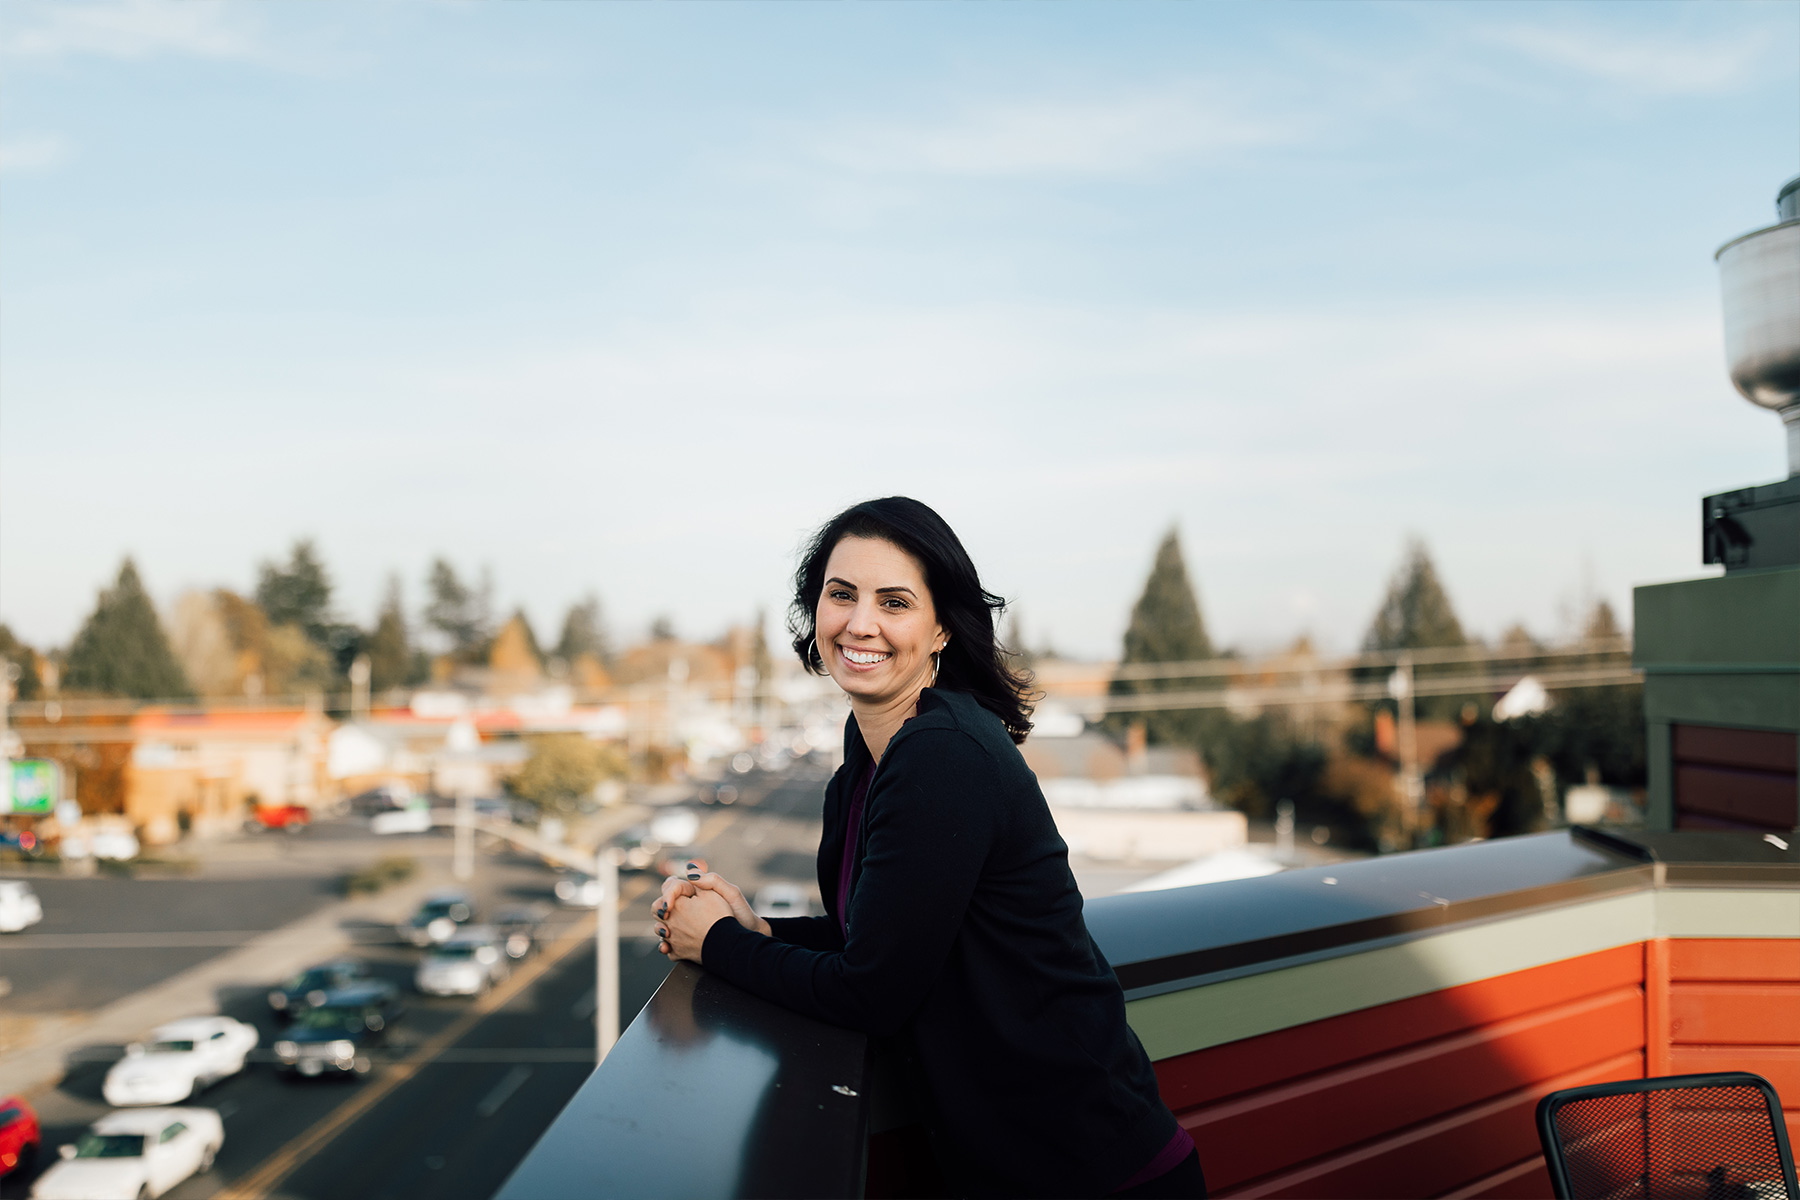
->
[2, 759, 836, 1200]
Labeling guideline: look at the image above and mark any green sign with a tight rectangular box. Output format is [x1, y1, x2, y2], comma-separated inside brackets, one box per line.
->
[3, 760, 59, 815]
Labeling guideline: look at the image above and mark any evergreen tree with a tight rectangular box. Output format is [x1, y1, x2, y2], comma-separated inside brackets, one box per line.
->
[555, 595, 612, 666]
[366, 576, 413, 692]
[1107, 528, 1215, 746]
[1583, 600, 1622, 643]
[0, 624, 42, 701]
[510, 608, 544, 664]
[425, 558, 490, 661]
[64, 559, 192, 699]
[256, 539, 334, 645]
[1363, 538, 1466, 652]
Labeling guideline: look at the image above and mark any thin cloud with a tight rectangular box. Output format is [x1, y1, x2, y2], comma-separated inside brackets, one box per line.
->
[818, 88, 1297, 177]
[2, 0, 253, 61]
[0, 134, 72, 174]
[1483, 22, 1769, 95]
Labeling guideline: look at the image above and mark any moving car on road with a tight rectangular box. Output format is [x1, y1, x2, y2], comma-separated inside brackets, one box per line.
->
[272, 984, 402, 1078]
[102, 1017, 258, 1107]
[29, 1107, 222, 1200]
[246, 803, 310, 833]
[415, 927, 511, 996]
[0, 1096, 40, 1177]
[399, 890, 474, 946]
[370, 799, 434, 836]
[267, 959, 395, 1019]
[0, 880, 43, 933]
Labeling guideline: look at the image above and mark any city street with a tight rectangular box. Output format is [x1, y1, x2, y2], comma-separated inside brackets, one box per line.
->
[1, 761, 832, 1200]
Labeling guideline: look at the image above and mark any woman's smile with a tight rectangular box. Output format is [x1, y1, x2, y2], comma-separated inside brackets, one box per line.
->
[839, 645, 892, 669]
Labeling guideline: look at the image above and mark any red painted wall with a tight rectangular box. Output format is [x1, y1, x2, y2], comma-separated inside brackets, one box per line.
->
[1147, 939, 1799, 1198]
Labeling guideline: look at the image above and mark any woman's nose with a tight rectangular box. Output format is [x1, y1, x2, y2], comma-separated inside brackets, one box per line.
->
[846, 599, 881, 637]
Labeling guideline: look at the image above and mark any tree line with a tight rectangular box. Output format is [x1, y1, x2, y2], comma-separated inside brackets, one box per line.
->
[0, 541, 615, 702]
[1105, 530, 1643, 850]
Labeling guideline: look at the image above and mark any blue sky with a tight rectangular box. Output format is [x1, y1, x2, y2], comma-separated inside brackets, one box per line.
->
[3, 0, 1797, 660]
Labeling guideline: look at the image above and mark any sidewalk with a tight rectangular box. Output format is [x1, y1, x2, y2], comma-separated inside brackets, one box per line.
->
[0, 870, 445, 1100]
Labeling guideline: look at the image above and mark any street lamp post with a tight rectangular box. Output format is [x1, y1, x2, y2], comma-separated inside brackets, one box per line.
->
[596, 846, 621, 1061]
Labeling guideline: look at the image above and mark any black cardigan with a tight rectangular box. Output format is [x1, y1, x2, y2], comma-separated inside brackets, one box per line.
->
[702, 688, 1179, 1198]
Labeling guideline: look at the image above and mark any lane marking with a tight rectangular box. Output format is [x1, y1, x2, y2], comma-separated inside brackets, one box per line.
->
[213, 879, 652, 1200]
[475, 1065, 533, 1117]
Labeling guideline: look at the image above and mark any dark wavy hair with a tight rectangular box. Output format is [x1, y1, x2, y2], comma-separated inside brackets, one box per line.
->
[789, 497, 1035, 743]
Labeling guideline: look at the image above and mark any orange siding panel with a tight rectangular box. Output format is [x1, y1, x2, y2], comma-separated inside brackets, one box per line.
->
[1669, 983, 1800, 1045]
[1439, 1156, 1552, 1200]
[1187, 987, 1644, 1191]
[1153, 944, 1644, 1110]
[1218, 1052, 1642, 1199]
[1668, 938, 1800, 982]
[1667, 1046, 1800, 1098]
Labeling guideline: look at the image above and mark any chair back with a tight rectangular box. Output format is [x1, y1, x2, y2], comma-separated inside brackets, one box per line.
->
[1537, 1072, 1797, 1200]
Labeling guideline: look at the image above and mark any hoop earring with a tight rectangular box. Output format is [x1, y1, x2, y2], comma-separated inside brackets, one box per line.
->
[810, 637, 823, 674]
[931, 651, 940, 686]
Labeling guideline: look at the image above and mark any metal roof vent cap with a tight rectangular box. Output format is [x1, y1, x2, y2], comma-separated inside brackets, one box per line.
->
[1716, 174, 1800, 476]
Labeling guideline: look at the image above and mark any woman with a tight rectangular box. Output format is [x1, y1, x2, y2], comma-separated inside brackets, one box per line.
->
[655, 497, 1204, 1199]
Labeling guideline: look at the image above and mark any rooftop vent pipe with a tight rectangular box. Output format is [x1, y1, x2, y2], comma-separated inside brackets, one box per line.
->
[1716, 174, 1800, 476]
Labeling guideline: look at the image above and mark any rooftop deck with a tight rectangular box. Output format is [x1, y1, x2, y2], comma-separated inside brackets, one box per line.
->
[497, 828, 1799, 1199]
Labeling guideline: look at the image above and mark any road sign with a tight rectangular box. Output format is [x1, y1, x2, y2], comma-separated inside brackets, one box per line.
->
[2, 760, 60, 815]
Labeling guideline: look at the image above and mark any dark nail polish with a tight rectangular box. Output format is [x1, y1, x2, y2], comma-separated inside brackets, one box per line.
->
[686, 861, 699, 869]
[686, 873, 700, 881]
[658, 927, 667, 937]
[656, 904, 666, 917]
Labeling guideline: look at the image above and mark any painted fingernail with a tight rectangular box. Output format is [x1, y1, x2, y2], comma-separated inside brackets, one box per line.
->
[658, 927, 668, 938]
[656, 904, 666, 917]
[686, 861, 699, 870]
[686, 873, 700, 881]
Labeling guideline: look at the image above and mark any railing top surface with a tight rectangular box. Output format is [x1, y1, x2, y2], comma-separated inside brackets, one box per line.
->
[494, 962, 869, 1200]
[1084, 828, 1797, 996]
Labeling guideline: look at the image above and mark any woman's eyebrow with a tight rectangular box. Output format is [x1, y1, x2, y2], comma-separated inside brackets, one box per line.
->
[874, 586, 917, 598]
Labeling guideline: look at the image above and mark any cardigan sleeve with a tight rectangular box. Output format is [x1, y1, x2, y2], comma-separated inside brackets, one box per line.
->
[764, 914, 844, 953]
[702, 727, 1000, 1036]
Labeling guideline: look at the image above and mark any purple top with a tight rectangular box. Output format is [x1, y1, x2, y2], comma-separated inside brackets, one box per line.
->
[836, 759, 874, 937]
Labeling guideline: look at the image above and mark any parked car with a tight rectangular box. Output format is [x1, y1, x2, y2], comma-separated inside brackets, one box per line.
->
[89, 827, 140, 862]
[493, 907, 546, 959]
[246, 804, 310, 833]
[349, 784, 412, 817]
[271, 984, 402, 1078]
[752, 884, 810, 919]
[400, 891, 475, 946]
[268, 959, 395, 1019]
[415, 927, 511, 996]
[0, 881, 43, 933]
[102, 1017, 258, 1107]
[0, 1096, 40, 1177]
[30, 1107, 222, 1200]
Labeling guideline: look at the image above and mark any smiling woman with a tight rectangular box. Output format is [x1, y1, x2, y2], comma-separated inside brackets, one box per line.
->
[655, 497, 1205, 1199]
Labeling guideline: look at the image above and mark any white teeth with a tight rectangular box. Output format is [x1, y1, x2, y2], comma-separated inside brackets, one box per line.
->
[842, 648, 890, 665]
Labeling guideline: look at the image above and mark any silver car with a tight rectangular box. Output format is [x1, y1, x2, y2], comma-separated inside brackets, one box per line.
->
[414, 927, 511, 997]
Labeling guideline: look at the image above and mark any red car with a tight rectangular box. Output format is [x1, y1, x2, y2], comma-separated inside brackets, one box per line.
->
[0, 1094, 40, 1176]
[250, 804, 311, 832]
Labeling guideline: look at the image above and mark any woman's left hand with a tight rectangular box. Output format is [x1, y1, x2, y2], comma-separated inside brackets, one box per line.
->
[660, 880, 734, 963]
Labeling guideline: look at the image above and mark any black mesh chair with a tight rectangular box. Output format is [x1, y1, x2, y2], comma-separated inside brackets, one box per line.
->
[1537, 1073, 1797, 1200]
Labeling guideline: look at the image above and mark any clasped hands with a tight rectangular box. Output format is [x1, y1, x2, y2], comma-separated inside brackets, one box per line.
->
[652, 859, 771, 963]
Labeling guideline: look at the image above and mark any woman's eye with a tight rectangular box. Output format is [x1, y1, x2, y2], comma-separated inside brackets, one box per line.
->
[829, 590, 853, 602]
[882, 598, 908, 609]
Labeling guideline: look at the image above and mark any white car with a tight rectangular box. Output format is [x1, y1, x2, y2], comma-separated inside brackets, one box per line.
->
[0, 881, 43, 933]
[415, 928, 510, 997]
[31, 1107, 222, 1200]
[753, 884, 810, 919]
[370, 804, 433, 835]
[103, 1017, 258, 1107]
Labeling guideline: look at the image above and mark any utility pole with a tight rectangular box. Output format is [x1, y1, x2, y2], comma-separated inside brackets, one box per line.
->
[348, 654, 371, 720]
[454, 789, 474, 882]
[1388, 653, 1422, 845]
[596, 846, 621, 1061]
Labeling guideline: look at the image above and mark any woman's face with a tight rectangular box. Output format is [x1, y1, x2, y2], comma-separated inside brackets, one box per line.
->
[815, 536, 947, 707]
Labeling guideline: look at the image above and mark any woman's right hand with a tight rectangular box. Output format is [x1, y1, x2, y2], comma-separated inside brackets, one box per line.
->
[652, 861, 771, 950]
